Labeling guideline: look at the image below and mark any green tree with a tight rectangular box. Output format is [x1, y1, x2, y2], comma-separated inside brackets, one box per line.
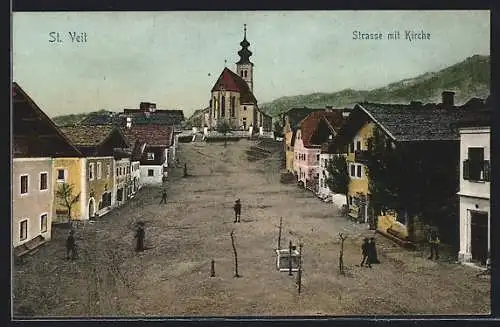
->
[273, 120, 284, 138]
[216, 120, 232, 147]
[325, 154, 350, 211]
[55, 183, 81, 225]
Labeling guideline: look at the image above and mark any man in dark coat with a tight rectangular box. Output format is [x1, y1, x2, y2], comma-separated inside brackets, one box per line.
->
[233, 199, 241, 223]
[360, 238, 371, 267]
[135, 223, 145, 252]
[66, 230, 76, 260]
[428, 230, 440, 260]
[368, 237, 380, 264]
[160, 190, 167, 204]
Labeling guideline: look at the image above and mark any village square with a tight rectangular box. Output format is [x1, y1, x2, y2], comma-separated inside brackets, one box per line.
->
[12, 11, 491, 318]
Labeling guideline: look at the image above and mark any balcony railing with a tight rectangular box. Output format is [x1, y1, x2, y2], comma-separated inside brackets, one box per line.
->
[354, 150, 369, 163]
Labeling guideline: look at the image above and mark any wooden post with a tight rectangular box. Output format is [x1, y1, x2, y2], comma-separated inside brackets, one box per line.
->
[339, 233, 346, 275]
[278, 217, 283, 250]
[230, 230, 240, 277]
[288, 240, 293, 276]
[210, 259, 215, 277]
[298, 243, 303, 294]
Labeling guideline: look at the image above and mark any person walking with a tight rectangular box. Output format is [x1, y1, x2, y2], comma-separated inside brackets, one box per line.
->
[160, 190, 167, 204]
[233, 199, 241, 223]
[360, 238, 371, 267]
[135, 223, 145, 252]
[66, 230, 76, 260]
[428, 229, 440, 260]
[368, 237, 380, 264]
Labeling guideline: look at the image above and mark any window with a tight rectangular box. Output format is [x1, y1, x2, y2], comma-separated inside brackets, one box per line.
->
[148, 169, 154, 177]
[40, 214, 48, 233]
[221, 96, 225, 117]
[244, 70, 248, 78]
[356, 165, 362, 178]
[464, 147, 489, 181]
[107, 164, 111, 178]
[243, 106, 247, 111]
[350, 164, 355, 177]
[116, 168, 119, 176]
[20, 220, 28, 241]
[349, 196, 353, 206]
[147, 152, 155, 160]
[57, 169, 65, 182]
[20, 175, 28, 194]
[88, 163, 94, 180]
[231, 96, 236, 118]
[40, 173, 48, 191]
[356, 141, 361, 151]
[350, 142, 355, 153]
[316, 154, 320, 162]
[120, 167, 123, 176]
[97, 162, 102, 179]
[240, 70, 243, 77]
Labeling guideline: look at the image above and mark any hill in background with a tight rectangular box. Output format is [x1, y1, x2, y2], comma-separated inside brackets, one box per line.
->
[260, 54, 490, 118]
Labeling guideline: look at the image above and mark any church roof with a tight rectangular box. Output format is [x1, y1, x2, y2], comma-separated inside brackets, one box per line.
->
[211, 67, 257, 104]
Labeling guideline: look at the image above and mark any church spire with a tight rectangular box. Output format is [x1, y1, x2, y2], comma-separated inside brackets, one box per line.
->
[237, 24, 252, 65]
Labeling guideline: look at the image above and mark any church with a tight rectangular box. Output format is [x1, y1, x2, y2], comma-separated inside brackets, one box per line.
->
[204, 25, 272, 132]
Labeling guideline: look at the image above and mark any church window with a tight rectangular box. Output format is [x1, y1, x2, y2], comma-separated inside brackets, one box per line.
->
[244, 70, 248, 78]
[221, 96, 225, 117]
[243, 106, 247, 111]
[240, 70, 244, 77]
[230, 96, 236, 117]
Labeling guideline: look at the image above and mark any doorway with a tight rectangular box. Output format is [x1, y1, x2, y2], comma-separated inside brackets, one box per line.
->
[470, 211, 488, 264]
[88, 198, 95, 219]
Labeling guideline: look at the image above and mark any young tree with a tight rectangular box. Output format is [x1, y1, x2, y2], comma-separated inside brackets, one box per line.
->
[55, 182, 81, 225]
[216, 120, 232, 147]
[325, 154, 350, 211]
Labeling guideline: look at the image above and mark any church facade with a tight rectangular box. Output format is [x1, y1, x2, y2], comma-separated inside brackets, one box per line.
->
[205, 25, 272, 132]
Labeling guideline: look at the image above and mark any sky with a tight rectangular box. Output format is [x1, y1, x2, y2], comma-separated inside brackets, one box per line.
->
[12, 10, 490, 118]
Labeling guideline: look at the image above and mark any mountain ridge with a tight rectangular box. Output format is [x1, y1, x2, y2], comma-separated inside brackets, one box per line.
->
[259, 54, 490, 117]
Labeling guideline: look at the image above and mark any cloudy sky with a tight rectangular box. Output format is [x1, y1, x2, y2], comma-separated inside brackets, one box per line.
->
[13, 10, 490, 117]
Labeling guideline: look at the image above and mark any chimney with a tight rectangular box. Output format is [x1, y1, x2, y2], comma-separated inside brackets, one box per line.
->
[126, 117, 132, 128]
[342, 111, 350, 118]
[442, 91, 455, 107]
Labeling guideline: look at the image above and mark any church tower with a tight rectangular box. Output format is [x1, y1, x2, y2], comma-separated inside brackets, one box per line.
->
[236, 24, 254, 92]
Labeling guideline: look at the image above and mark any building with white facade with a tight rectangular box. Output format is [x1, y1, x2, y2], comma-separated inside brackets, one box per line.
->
[458, 126, 490, 266]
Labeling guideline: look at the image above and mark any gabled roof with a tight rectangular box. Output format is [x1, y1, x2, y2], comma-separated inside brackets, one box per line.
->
[60, 125, 116, 147]
[121, 125, 173, 147]
[359, 102, 491, 142]
[283, 107, 325, 132]
[332, 99, 491, 146]
[12, 82, 82, 158]
[211, 67, 257, 104]
[297, 110, 347, 148]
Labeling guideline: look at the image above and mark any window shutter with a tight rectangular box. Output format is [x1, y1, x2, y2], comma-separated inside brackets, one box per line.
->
[483, 160, 490, 182]
[463, 159, 470, 180]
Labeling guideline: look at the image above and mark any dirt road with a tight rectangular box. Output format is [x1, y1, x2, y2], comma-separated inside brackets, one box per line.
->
[12, 139, 490, 317]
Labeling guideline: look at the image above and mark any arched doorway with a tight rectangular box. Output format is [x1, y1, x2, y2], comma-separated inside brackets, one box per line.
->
[88, 197, 95, 219]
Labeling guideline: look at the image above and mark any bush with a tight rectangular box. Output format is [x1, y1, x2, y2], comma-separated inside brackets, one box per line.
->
[178, 136, 193, 143]
[205, 137, 242, 143]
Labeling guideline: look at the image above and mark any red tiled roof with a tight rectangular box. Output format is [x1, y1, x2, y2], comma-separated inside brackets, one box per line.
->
[298, 111, 325, 147]
[211, 67, 257, 104]
[298, 110, 347, 148]
[121, 124, 173, 147]
[323, 111, 347, 132]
